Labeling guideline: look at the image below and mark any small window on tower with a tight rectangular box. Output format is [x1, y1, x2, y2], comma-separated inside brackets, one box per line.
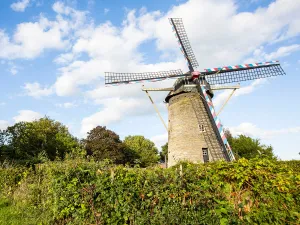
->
[202, 148, 209, 163]
[199, 124, 205, 132]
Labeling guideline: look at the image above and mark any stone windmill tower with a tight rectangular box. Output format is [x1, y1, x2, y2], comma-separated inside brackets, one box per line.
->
[105, 18, 285, 167]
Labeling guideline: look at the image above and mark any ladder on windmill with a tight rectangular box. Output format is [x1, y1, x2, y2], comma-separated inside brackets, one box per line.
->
[189, 92, 226, 161]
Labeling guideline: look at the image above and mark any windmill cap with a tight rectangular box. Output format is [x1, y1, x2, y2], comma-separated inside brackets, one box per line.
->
[191, 71, 200, 76]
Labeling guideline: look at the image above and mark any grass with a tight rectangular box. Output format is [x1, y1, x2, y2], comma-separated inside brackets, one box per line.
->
[0, 198, 44, 225]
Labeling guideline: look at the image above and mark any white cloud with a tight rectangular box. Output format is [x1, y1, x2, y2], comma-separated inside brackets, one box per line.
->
[52, 1, 70, 15]
[54, 59, 106, 96]
[54, 53, 77, 65]
[80, 88, 169, 135]
[56, 102, 77, 109]
[13, 110, 42, 123]
[237, 79, 266, 95]
[9, 65, 18, 75]
[265, 44, 300, 60]
[11, 0, 296, 100]
[51, 0, 300, 98]
[104, 8, 110, 15]
[23, 82, 53, 98]
[1, 2, 88, 60]
[212, 79, 266, 107]
[52, 8, 177, 96]
[151, 0, 300, 68]
[86, 85, 141, 102]
[151, 133, 168, 150]
[229, 122, 300, 139]
[0, 102, 5, 106]
[81, 98, 143, 134]
[11, 0, 30, 12]
[0, 120, 9, 130]
[248, 44, 300, 62]
[0, 21, 66, 59]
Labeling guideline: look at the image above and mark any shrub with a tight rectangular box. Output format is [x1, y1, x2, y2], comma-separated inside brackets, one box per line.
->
[0, 159, 299, 224]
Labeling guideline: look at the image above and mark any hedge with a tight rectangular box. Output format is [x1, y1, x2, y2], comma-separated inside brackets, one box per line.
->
[0, 158, 299, 224]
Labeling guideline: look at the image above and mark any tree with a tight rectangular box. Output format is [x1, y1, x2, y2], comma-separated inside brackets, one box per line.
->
[160, 142, 168, 162]
[123, 135, 159, 167]
[84, 126, 126, 164]
[225, 129, 276, 160]
[224, 129, 233, 146]
[0, 129, 6, 161]
[0, 117, 81, 163]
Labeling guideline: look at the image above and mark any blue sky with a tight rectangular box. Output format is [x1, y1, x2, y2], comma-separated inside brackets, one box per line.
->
[0, 0, 299, 160]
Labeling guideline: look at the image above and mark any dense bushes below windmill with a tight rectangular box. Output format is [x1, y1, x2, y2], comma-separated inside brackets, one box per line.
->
[0, 117, 298, 224]
[0, 158, 299, 224]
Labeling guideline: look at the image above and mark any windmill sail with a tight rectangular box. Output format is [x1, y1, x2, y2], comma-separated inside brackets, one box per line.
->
[105, 69, 183, 85]
[168, 18, 235, 162]
[169, 18, 199, 71]
[202, 61, 285, 85]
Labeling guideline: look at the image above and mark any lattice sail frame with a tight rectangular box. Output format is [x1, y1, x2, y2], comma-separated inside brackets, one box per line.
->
[203, 62, 285, 85]
[169, 18, 199, 71]
[104, 61, 285, 85]
[105, 70, 183, 85]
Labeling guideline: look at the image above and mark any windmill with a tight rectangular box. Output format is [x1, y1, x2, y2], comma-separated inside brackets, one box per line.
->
[105, 18, 285, 167]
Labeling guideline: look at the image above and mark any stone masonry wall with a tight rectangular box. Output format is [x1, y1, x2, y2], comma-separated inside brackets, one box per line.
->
[168, 92, 209, 167]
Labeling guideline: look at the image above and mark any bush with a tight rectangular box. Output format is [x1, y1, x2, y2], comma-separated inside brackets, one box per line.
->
[0, 165, 30, 198]
[0, 159, 299, 224]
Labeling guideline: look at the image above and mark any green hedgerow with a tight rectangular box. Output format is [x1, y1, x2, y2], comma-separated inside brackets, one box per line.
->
[0, 158, 299, 225]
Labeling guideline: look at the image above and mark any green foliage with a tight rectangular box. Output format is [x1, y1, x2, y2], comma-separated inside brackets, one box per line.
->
[84, 126, 126, 164]
[0, 198, 49, 225]
[160, 142, 168, 162]
[277, 160, 300, 173]
[0, 159, 299, 224]
[0, 117, 82, 164]
[124, 135, 160, 167]
[225, 130, 277, 160]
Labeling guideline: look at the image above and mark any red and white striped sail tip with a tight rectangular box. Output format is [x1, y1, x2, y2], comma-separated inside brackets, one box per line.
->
[204, 60, 280, 72]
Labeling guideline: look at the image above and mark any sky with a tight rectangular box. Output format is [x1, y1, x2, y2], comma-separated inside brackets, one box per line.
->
[0, 0, 300, 160]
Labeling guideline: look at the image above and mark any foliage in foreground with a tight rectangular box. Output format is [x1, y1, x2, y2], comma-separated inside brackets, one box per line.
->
[0, 158, 299, 225]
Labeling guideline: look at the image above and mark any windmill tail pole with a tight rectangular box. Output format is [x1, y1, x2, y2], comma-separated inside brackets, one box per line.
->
[217, 88, 237, 116]
[144, 89, 168, 131]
